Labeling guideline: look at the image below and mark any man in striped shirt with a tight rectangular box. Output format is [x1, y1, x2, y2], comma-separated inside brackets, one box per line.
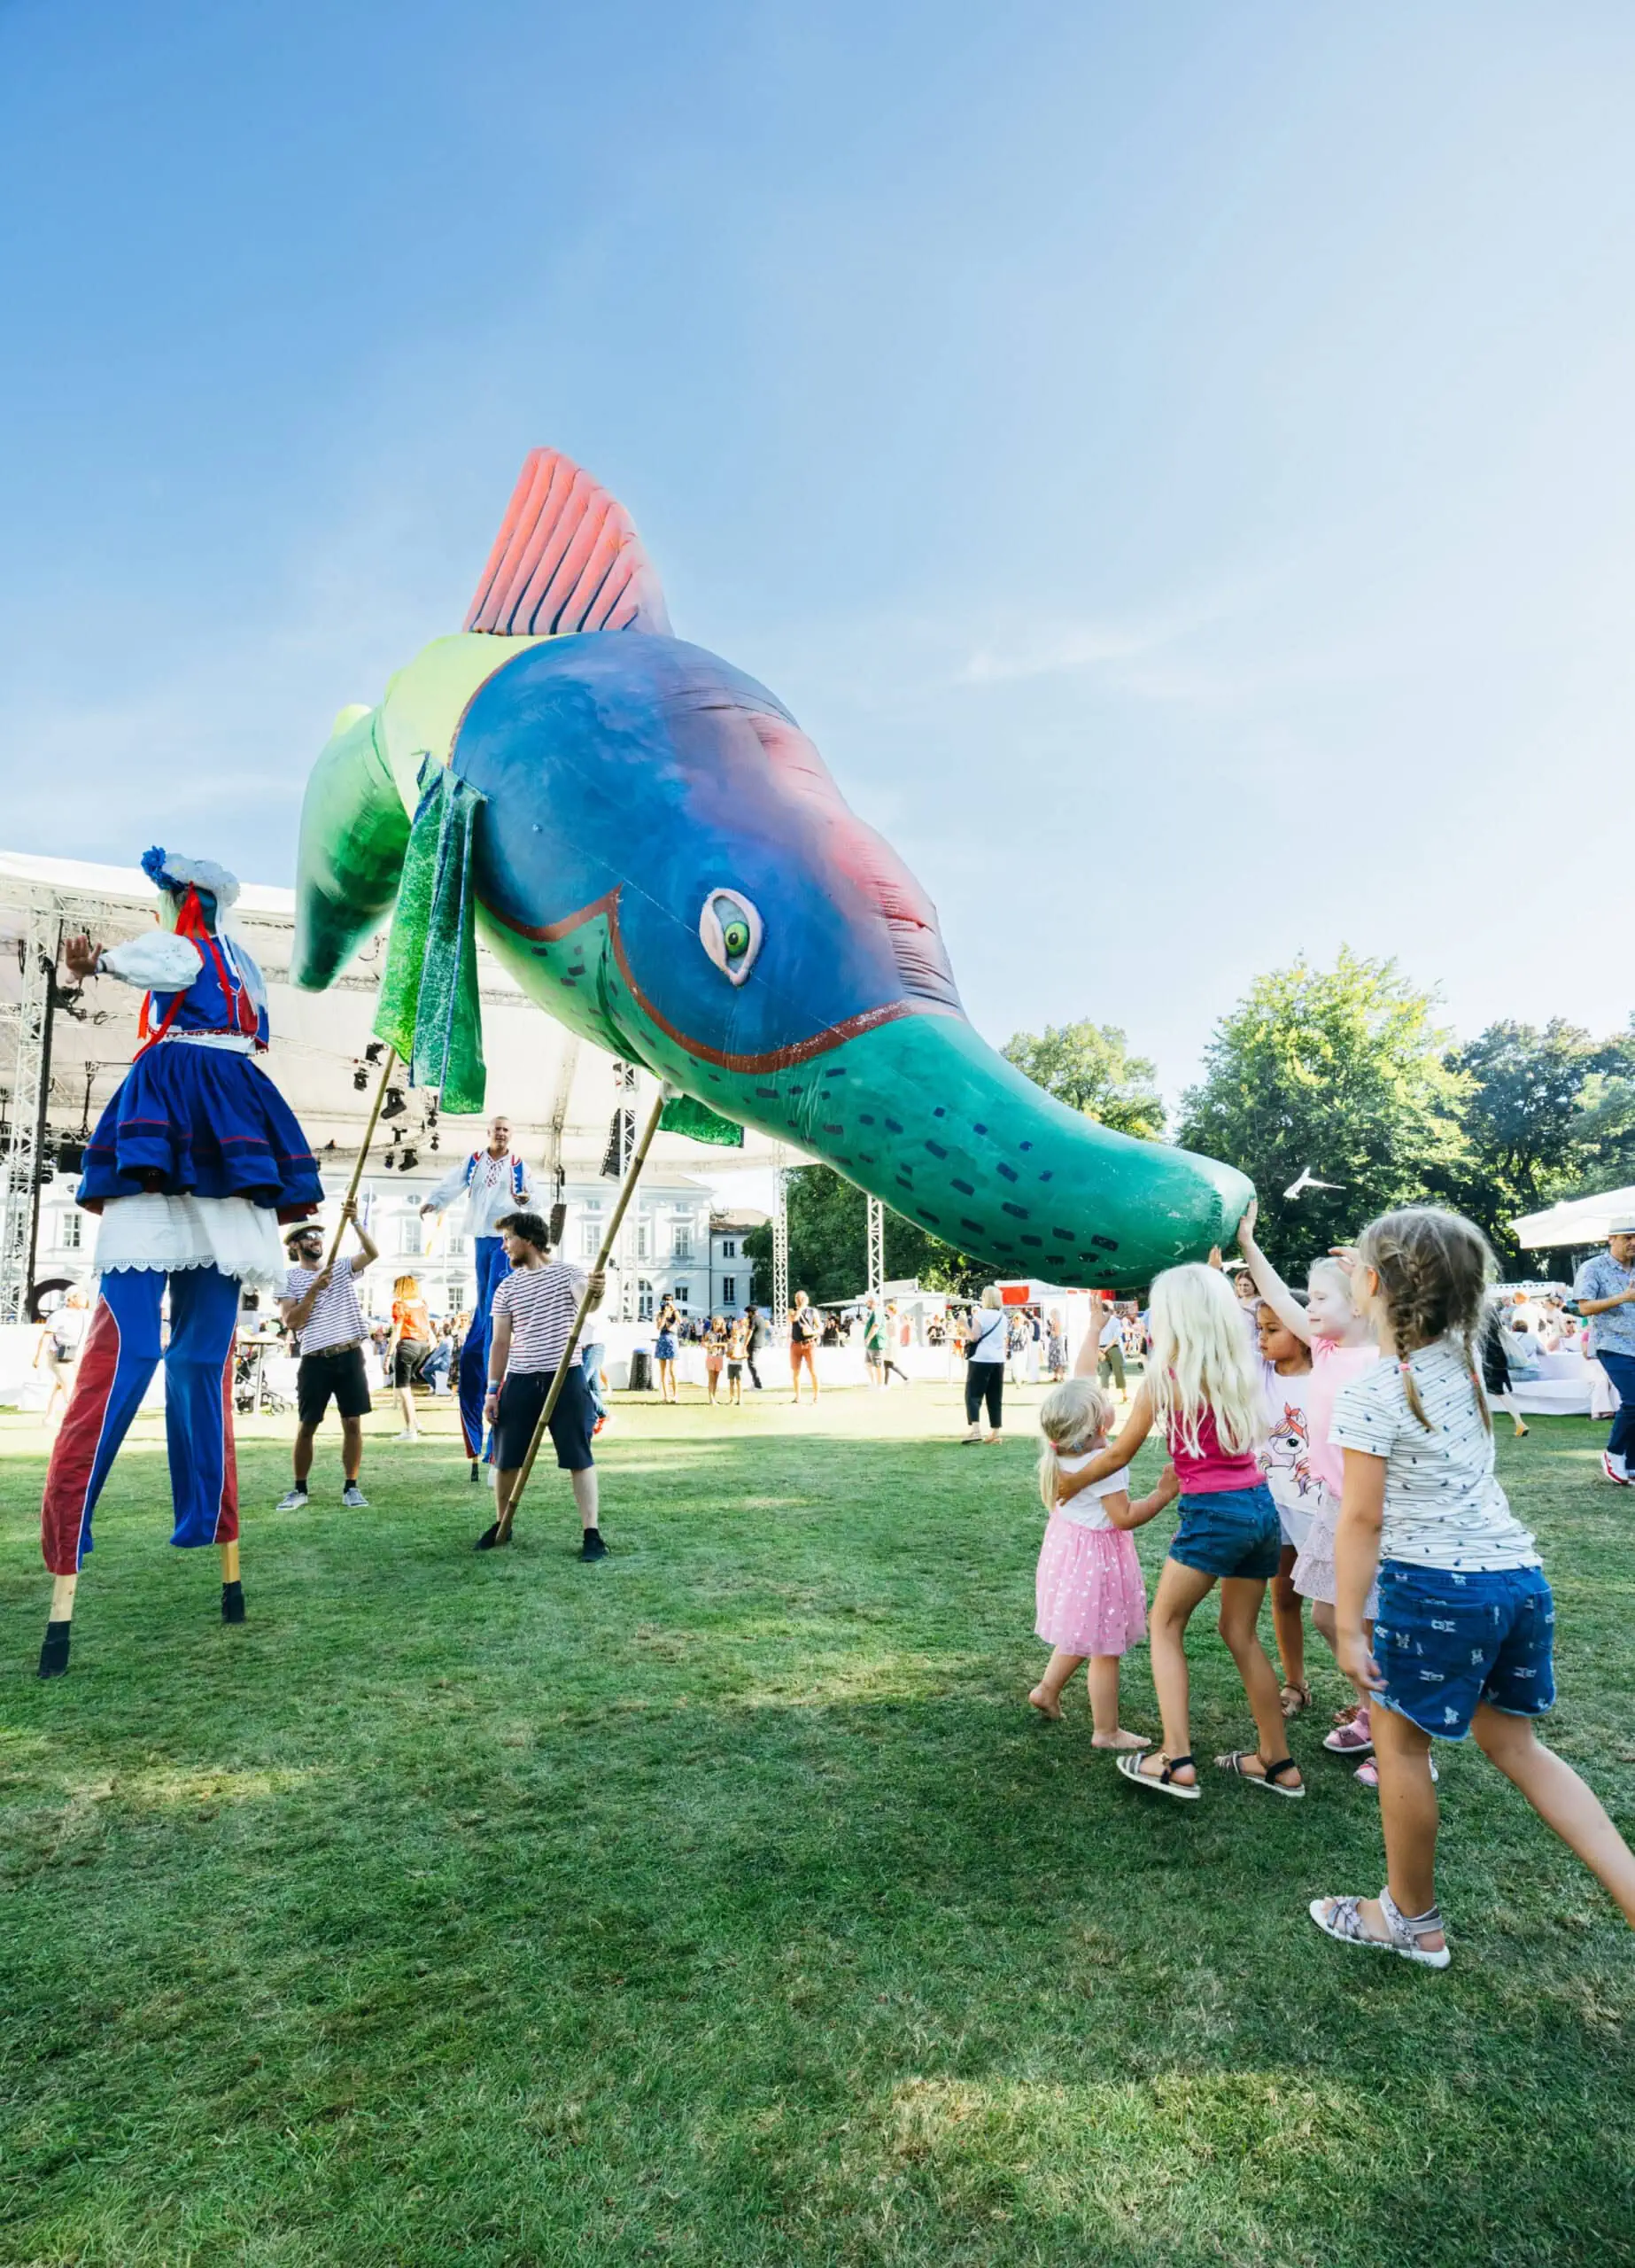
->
[276, 1197, 378, 1511]
[484, 1211, 608, 1559]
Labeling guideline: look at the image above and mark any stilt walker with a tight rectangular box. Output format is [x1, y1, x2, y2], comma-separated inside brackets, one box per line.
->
[36, 850, 322, 1677]
[419, 1114, 532, 1482]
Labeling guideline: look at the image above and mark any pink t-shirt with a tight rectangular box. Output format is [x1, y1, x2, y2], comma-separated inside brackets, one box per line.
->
[1167, 1403, 1264, 1494]
[1306, 1339, 1379, 1495]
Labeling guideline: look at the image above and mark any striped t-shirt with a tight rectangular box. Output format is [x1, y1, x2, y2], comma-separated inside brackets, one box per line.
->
[283, 1264, 367, 1356]
[1329, 1338, 1539, 1572]
[492, 1260, 588, 1376]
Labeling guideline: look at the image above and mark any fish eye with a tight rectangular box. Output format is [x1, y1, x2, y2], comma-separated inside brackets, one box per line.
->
[699, 889, 763, 987]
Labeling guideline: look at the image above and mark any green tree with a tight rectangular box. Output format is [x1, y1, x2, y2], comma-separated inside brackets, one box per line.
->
[743, 1167, 987, 1309]
[1431, 1020, 1608, 1260]
[1001, 1020, 1166, 1138]
[1175, 950, 1469, 1276]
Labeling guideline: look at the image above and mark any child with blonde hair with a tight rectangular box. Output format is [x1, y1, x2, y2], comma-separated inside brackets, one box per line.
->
[1029, 1376, 1168, 1746]
[1311, 1205, 1635, 1966]
[1237, 1200, 1383, 1775]
[1057, 1276, 1299, 1800]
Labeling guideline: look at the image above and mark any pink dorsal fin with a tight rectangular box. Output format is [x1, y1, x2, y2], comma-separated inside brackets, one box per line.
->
[465, 448, 672, 638]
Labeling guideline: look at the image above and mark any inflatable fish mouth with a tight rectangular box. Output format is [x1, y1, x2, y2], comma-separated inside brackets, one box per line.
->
[291, 447, 1253, 1288]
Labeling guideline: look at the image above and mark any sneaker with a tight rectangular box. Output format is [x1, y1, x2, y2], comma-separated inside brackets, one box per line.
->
[578, 1529, 609, 1562]
[395, 1429, 420, 1445]
[340, 1482, 369, 1509]
[275, 1487, 308, 1511]
[469, 1461, 483, 1485]
[1602, 1450, 1630, 1487]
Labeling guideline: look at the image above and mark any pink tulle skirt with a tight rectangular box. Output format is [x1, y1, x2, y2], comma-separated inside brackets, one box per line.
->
[1034, 1515, 1148, 1657]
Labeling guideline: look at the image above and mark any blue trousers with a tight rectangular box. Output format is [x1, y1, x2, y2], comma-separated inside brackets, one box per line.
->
[42, 1264, 241, 1574]
[1600, 1349, 1635, 1468]
[459, 1235, 511, 1460]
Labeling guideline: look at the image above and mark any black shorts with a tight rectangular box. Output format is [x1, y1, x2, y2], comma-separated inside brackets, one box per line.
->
[298, 1346, 373, 1426]
[393, 1338, 430, 1387]
[495, 1363, 595, 1472]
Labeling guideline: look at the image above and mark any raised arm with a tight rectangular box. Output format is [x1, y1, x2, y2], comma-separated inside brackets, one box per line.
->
[420, 1158, 469, 1218]
[1235, 1198, 1312, 1343]
[66, 930, 202, 990]
[1054, 1381, 1156, 1501]
[1073, 1293, 1109, 1376]
[339, 1196, 378, 1270]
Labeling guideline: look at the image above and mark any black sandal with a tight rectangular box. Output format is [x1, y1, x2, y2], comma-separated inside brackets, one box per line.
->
[1118, 1750, 1200, 1801]
[1216, 1750, 1306, 1799]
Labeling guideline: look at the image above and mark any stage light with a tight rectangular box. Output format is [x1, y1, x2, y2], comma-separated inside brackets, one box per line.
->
[399, 1146, 419, 1171]
[430, 1133, 439, 1151]
[381, 1086, 407, 1122]
[352, 1065, 368, 1091]
[364, 1040, 384, 1065]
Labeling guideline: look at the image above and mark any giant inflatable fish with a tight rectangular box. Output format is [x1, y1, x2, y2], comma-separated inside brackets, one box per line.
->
[292, 449, 1251, 1285]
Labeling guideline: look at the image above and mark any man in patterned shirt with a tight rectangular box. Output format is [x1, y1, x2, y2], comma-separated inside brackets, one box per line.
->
[484, 1211, 608, 1559]
[1574, 1215, 1635, 1486]
[276, 1197, 378, 1510]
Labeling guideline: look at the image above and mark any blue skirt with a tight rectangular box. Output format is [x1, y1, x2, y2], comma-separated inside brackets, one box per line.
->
[79, 1044, 322, 1217]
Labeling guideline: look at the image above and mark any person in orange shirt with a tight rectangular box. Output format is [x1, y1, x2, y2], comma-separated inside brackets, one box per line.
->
[388, 1274, 433, 1442]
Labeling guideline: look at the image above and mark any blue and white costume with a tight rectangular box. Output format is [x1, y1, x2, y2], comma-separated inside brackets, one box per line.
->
[422, 1145, 533, 1461]
[42, 850, 322, 1583]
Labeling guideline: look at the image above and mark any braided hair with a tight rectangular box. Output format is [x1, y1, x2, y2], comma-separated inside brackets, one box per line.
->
[1355, 1206, 1496, 1435]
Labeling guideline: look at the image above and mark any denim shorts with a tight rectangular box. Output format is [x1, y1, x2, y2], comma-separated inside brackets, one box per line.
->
[1373, 1560, 1555, 1740]
[1169, 1484, 1282, 1581]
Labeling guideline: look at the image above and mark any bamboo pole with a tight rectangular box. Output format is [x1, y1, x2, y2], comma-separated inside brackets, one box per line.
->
[481, 1084, 668, 1550]
[321, 1049, 399, 1272]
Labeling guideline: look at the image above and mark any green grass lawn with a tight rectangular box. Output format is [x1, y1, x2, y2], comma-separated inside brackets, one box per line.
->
[1, 1380, 1631, 2266]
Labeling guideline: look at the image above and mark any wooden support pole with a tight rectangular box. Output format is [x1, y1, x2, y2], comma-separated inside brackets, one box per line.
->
[484, 1084, 668, 1549]
[322, 1048, 399, 1273]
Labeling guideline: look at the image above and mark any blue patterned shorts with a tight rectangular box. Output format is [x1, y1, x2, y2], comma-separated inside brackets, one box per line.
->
[1373, 1560, 1555, 1740]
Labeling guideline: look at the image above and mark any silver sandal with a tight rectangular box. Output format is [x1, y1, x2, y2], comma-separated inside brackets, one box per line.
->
[1308, 1885, 1451, 1969]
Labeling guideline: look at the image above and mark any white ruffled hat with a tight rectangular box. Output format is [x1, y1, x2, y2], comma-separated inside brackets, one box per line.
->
[141, 846, 241, 911]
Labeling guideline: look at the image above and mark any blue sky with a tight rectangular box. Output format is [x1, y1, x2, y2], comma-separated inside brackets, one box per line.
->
[3, 0, 1631, 1103]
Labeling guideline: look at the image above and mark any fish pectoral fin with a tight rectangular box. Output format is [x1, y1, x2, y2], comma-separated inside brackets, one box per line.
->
[465, 447, 673, 639]
[659, 1095, 745, 1148]
[291, 703, 410, 988]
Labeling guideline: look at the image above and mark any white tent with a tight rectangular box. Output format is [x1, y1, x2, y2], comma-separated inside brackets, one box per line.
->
[1510, 1186, 1635, 1249]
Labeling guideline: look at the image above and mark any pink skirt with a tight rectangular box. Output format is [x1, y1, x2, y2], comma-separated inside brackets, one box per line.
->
[1034, 1515, 1148, 1657]
[1291, 1487, 1379, 1619]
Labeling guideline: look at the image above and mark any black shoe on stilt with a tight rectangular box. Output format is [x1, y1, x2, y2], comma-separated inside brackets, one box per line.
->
[578, 1529, 609, 1563]
[221, 1581, 246, 1625]
[474, 1521, 510, 1551]
[38, 1620, 71, 1678]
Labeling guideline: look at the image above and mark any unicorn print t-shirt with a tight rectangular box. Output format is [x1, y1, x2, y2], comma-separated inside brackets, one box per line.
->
[1259, 1364, 1317, 1547]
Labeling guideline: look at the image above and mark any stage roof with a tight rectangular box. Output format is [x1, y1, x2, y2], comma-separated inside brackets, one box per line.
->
[0, 850, 798, 1186]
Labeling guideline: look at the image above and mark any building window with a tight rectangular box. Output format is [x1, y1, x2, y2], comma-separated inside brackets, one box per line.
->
[399, 1217, 422, 1256]
[446, 1232, 467, 1258]
[638, 1277, 654, 1320]
[673, 1283, 691, 1309]
[719, 1239, 737, 1260]
[722, 1275, 737, 1306]
[59, 1213, 81, 1250]
[672, 1223, 693, 1261]
[582, 1208, 602, 1259]
[635, 1218, 650, 1259]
